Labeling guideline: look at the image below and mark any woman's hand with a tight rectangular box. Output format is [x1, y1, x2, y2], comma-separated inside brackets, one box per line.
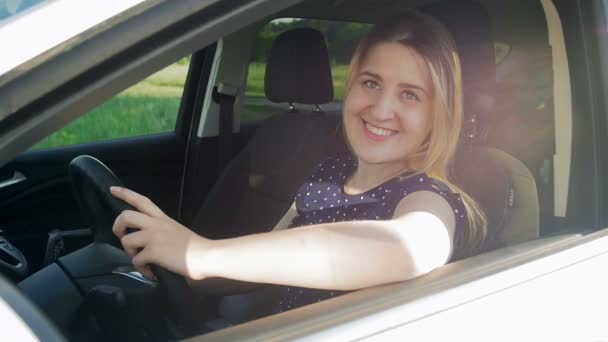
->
[110, 186, 211, 281]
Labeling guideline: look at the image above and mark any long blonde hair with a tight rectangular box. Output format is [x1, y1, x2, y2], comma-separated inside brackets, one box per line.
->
[344, 12, 487, 257]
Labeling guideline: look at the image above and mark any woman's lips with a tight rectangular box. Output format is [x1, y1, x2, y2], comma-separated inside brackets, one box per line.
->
[363, 120, 397, 142]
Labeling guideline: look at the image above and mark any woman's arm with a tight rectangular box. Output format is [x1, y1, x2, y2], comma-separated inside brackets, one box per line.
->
[112, 187, 455, 290]
[200, 191, 455, 290]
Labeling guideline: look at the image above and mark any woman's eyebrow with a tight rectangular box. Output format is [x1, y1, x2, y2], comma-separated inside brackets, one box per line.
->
[359, 71, 382, 80]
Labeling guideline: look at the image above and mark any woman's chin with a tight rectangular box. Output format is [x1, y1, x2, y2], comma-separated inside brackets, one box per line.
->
[352, 149, 400, 166]
[350, 141, 417, 166]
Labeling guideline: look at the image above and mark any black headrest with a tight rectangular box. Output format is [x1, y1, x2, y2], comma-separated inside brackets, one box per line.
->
[265, 28, 334, 105]
[422, 1, 496, 133]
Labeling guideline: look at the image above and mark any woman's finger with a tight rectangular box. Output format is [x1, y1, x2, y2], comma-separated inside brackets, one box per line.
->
[141, 265, 157, 281]
[132, 248, 160, 281]
[112, 210, 158, 239]
[132, 259, 156, 281]
[131, 248, 152, 273]
[120, 229, 149, 258]
[110, 186, 165, 218]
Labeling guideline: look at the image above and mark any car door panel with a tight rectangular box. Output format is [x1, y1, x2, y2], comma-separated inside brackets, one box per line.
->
[0, 133, 185, 272]
[197, 232, 604, 341]
[364, 234, 608, 341]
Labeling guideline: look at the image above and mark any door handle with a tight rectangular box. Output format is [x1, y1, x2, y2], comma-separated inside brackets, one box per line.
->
[0, 171, 26, 189]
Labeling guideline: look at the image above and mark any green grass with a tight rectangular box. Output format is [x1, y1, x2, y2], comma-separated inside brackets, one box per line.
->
[331, 64, 349, 100]
[124, 64, 189, 97]
[32, 65, 187, 150]
[33, 62, 348, 150]
[32, 95, 181, 150]
[245, 63, 267, 98]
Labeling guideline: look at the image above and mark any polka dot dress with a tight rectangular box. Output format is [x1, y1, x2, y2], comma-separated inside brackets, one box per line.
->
[271, 155, 467, 314]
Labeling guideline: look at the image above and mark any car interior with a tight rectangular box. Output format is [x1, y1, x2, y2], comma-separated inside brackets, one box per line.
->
[0, 0, 587, 340]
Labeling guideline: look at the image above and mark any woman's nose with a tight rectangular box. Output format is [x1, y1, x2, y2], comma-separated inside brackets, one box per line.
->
[369, 92, 396, 121]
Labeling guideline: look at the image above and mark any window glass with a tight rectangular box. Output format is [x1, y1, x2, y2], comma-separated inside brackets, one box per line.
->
[32, 58, 190, 150]
[242, 18, 371, 124]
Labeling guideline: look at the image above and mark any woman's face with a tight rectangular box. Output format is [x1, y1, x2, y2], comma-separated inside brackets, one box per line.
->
[343, 42, 435, 168]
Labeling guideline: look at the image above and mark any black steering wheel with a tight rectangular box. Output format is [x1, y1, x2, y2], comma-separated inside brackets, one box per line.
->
[68, 155, 204, 335]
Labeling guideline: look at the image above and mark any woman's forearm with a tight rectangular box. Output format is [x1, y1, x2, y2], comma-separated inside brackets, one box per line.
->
[197, 215, 447, 290]
[111, 186, 453, 289]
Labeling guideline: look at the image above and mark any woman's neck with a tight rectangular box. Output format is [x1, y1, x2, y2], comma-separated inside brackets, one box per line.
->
[344, 158, 409, 195]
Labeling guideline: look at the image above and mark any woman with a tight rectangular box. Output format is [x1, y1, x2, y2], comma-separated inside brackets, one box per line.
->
[111, 11, 486, 313]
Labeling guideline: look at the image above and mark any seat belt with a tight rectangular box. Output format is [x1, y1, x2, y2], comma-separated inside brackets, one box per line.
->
[213, 83, 238, 173]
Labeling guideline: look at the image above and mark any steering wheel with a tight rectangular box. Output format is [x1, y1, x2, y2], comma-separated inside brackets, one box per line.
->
[68, 155, 204, 335]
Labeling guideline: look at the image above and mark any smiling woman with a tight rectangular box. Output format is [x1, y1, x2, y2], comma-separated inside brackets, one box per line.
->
[342, 14, 486, 256]
[344, 44, 434, 165]
[109, 11, 484, 318]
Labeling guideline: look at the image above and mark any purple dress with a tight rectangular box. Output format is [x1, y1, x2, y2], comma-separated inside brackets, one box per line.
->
[271, 155, 467, 313]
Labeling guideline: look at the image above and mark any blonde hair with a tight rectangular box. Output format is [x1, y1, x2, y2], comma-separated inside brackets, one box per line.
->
[344, 12, 487, 257]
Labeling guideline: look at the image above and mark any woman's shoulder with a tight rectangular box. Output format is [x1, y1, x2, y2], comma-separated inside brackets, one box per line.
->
[393, 173, 469, 262]
[393, 173, 467, 222]
[395, 172, 456, 196]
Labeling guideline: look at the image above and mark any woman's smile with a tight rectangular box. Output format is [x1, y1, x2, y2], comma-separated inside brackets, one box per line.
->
[343, 42, 434, 166]
[363, 120, 398, 141]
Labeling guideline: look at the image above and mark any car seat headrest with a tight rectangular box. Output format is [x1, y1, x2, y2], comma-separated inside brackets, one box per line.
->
[422, 0, 496, 142]
[265, 28, 334, 105]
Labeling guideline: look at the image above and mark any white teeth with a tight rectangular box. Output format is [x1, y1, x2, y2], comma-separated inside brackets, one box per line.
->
[365, 122, 396, 137]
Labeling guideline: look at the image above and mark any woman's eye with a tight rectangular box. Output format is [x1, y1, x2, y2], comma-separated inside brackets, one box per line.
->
[402, 90, 420, 102]
[363, 80, 380, 90]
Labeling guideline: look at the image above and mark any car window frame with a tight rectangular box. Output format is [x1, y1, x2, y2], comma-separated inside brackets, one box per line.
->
[554, 0, 607, 230]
